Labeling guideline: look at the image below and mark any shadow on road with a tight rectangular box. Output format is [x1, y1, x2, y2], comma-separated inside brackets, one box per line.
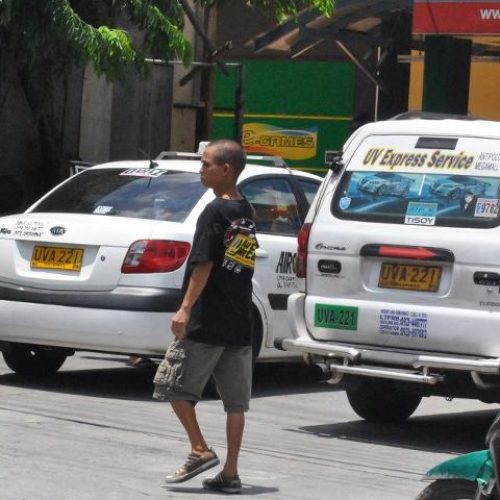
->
[297, 408, 497, 454]
[3, 354, 496, 456]
[0, 355, 333, 401]
[164, 483, 280, 496]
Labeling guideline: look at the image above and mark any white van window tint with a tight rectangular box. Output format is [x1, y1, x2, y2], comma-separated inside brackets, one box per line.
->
[240, 177, 301, 235]
[332, 171, 500, 228]
[32, 169, 207, 222]
[298, 178, 321, 205]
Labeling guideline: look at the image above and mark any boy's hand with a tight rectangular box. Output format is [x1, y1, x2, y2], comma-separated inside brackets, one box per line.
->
[171, 309, 189, 339]
[171, 261, 212, 339]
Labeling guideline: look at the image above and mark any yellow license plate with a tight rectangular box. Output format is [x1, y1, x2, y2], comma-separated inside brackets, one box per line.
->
[378, 262, 441, 292]
[31, 246, 84, 271]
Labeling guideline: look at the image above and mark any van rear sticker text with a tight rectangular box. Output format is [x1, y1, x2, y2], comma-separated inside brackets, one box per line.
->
[379, 309, 428, 339]
[362, 148, 475, 171]
[314, 304, 358, 330]
[475, 153, 500, 172]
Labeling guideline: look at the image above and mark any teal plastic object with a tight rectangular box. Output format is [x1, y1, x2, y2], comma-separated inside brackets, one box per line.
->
[425, 450, 493, 485]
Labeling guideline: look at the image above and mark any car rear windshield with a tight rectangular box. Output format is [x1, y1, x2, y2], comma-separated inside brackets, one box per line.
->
[32, 168, 207, 222]
[332, 171, 500, 228]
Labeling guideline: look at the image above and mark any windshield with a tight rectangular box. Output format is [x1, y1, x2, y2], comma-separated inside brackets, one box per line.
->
[32, 168, 207, 222]
[332, 171, 500, 228]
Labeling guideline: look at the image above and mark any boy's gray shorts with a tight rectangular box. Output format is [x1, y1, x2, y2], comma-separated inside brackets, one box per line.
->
[153, 338, 252, 413]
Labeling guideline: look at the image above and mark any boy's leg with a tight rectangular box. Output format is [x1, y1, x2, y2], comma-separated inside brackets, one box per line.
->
[170, 400, 210, 455]
[212, 345, 252, 478]
[153, 339, 223, 483]
[202, 346, 250, 493]
[224, 411, 245, 477]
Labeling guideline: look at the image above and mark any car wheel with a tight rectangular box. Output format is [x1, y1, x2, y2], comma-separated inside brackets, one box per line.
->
[346, 378, 422, 423]
[2, 343, 68, 377]
[415, 479, 478, 500]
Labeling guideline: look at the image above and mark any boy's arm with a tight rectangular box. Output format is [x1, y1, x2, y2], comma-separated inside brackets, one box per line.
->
[171, 261, 213, 339]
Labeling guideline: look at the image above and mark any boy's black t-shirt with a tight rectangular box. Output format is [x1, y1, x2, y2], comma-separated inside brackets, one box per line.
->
[185, 197, 257, 347]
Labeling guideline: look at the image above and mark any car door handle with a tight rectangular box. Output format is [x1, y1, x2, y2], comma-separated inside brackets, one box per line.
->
[255, 248, 268, 258]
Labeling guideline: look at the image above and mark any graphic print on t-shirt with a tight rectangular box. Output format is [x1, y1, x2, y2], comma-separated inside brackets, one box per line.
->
[223, 218, 257, 274]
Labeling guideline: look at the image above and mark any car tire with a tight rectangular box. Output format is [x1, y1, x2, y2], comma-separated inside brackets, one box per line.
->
[346, 379, 422, 423]
[2, 343, 68, 377]
[414, 479, 478, 500]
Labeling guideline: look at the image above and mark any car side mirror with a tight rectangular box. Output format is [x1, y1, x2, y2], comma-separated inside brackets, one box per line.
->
[325, 150, 344, 176]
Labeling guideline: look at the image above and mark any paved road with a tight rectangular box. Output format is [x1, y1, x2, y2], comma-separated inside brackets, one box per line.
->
[0, 352, 496, 500]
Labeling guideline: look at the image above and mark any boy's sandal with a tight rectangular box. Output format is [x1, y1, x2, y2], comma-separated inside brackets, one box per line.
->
[202, 471, 242, 494]
[165, 449, 219, 484]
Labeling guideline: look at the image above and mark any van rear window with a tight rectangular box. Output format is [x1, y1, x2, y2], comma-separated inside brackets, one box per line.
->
[332, 171, 500, 228]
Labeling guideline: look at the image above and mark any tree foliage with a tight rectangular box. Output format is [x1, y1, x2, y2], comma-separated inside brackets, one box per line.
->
[246, 0, 335, 20]
[0, 0, 334, 86]
[0, 0, 335, 196]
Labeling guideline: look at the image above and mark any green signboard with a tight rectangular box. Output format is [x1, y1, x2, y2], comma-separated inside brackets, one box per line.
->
[213, 59, 355, 174]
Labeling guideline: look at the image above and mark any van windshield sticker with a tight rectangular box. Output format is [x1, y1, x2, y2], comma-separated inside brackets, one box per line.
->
[474, 198, 500, 218]
[339, 196, 351, 210]
[404, 202, 438, 225]
[332, 171, 500, 228]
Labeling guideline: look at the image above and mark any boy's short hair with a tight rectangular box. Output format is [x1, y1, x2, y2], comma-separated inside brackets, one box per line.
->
[208, 139, 247, 178]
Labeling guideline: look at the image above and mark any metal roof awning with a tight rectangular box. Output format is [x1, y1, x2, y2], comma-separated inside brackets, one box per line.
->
[250, 0, 500, 59]
[249, 0, 414, 92]
[251, 0, 413, 57]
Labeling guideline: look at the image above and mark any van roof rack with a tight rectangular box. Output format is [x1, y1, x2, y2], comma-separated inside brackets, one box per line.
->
[155, 151, 289, 169]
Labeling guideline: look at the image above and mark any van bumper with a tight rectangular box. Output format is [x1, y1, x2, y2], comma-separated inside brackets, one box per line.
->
[280, 292, 500, 386]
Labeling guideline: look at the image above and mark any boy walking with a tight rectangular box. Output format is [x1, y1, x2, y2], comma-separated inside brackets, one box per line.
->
[153, 139, 257, 494]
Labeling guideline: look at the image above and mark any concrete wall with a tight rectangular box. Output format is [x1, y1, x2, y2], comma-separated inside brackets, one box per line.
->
[169, 2, 201, 152]
[79, 63, 174, 163]
[79, 68, 113, 163]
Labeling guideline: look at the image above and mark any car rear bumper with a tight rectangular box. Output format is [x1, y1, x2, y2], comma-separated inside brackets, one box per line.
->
[282, 292, 500, 385]
[0, 300, 172, 355]
[0, 282, 181, 312]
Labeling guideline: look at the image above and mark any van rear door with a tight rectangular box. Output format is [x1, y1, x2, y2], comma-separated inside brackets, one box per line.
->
[304, 132, 500, 357]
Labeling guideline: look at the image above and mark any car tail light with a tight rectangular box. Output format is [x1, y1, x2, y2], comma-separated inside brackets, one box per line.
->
[296, 223, 312, 278]
[122, 240, 191, 273]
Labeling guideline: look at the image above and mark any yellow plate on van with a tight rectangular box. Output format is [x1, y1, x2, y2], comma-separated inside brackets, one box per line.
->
[379, 262, 441, 292]
[31, 246, 84, 271]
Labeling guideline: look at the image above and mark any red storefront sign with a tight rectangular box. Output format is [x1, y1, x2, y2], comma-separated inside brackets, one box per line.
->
[413, 0, 500, 34]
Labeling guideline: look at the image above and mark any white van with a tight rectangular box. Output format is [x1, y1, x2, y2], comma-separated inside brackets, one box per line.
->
[278, 114, 500, 422]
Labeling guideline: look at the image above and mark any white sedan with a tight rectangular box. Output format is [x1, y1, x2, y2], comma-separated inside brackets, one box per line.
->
[0, 151, 321, 376]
